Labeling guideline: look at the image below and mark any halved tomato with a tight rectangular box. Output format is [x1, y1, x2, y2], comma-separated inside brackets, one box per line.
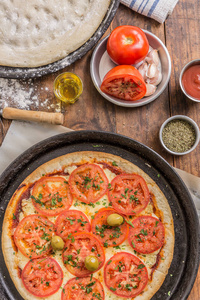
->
[62, 232, 105, 277]
[21, 257, 63, 297]
[91, 208, 128, 247]
[100, 65, 146, 101]
[108, 174, 150, 215]
[14, 214, 55, 259]
[61, 276, 105, 300]
[128, 215, 165, 254]
[31, 176, 72, 216]
[104, 252, 148, 298]
[69, 164, 108, 204]
[55, 209, 91, 241]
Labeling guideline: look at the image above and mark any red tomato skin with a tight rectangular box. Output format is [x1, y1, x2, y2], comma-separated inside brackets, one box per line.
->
[108, 174, 150, 216]
[104, 252, 148, 298]
[100, 65, 146, 101]
[91, 207, 128, 247]
[107, 26, 149, 65]
[69, 164, 109, 204]
[61, 277, 105, 300]
[14, 214, 55, 259]
[55, 209, 91, 241]
[31, 176, 73, 216]
[62, 232, 105, 277]
[21, 257, 63, 297]
[103, 65, 145, 83]
[128, 215, 165, 254]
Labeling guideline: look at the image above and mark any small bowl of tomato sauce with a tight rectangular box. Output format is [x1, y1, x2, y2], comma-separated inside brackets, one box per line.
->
[180, 59, 200, 102]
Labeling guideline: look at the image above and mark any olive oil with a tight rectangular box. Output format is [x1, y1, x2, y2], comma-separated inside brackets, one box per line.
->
[54, 72, 83, 104]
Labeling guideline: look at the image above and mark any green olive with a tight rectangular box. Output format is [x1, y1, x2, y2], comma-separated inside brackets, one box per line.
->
[51, 235, 64, 251]
[107, 213, 124, 227]
[85, 255, 99, 271]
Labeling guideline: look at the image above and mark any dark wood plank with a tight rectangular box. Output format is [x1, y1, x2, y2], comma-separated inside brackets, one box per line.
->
[165, 1, 200, 299]
[165, 0, 200, 176]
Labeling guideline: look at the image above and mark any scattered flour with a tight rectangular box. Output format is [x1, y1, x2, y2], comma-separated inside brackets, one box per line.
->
[0, 78, 61, 112]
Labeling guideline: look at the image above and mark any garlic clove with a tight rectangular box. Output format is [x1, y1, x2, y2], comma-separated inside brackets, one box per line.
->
[147, 49, 160, 66]
[145, 84, 157, 96]
[149, 71, 162, 85]
[147, 63, 157, 78]
[138, 62, 148, 80]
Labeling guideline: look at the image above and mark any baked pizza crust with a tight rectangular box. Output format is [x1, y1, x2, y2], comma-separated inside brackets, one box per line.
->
[2, 151, 174, 300]
[0, 0, 110, 67]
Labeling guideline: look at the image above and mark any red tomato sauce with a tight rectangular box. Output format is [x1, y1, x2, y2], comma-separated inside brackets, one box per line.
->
[17, 266, 22, 279]
[182, 64, 200, 100]
[100, 162, 123, 175]
[12, 185, 32, 228]
[150, 251, 161, 280]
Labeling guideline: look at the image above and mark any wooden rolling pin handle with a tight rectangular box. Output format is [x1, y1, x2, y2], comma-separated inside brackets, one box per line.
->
[2, 107, 64, 125]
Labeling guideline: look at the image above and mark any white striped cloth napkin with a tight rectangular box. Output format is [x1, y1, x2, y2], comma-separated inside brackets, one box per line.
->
[121, 0, 179, 23]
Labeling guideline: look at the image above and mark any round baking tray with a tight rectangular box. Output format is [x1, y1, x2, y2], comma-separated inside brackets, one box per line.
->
[0, 131, 199, 300]
[0, 0, 120, 79]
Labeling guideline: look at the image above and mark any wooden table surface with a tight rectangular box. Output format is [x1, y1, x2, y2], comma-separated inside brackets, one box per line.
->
[0, 0, 199, 299]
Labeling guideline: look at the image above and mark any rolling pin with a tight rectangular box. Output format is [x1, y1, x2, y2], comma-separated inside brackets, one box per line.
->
[2, 107, 64, 125]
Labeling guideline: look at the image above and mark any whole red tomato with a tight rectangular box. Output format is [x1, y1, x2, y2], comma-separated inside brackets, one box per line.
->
[100, 65, 146, 101]
[107, 26, 149, 65]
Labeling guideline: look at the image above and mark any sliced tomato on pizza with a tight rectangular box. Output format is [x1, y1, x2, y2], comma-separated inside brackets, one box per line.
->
[108, 174, 150, 215]
[31, 176, 72, 216]
[21, 257, 63, 297]
[14, 214, 55, 259]
[62, 232, 105, 277]
[128, 215, 165, 254]
[91, 208, 128, 247]
[104, 252, 148, 298]
[69, 164, 108, 204]
[55, 209, 91, 241]
[61, 276, 105, 300]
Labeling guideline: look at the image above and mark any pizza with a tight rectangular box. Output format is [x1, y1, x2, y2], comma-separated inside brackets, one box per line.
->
[2, 151, 174, 300]
[0, 0, 111, 68]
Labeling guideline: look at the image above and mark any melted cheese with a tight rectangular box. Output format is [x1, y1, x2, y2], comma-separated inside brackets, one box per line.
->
[14, 163, 163, 300]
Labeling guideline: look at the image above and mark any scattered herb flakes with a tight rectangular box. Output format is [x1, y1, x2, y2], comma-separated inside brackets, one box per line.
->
[137, 264, 145, 269]
[125, 219, 134, 228]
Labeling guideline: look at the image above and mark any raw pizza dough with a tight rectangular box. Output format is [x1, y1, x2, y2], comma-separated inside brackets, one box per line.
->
[2, 151, 174, 300]
[0, 0, 111, 67]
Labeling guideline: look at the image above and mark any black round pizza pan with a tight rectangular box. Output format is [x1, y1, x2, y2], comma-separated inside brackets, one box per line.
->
[0, 130, 199, 300]
[0, 0, 120, 79]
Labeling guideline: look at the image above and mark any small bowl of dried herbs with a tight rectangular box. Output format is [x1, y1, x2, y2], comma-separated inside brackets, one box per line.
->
[159, 115, 200, 155]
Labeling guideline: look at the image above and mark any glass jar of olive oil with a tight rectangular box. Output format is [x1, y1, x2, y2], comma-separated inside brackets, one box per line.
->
[53, 72, 83, 104]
